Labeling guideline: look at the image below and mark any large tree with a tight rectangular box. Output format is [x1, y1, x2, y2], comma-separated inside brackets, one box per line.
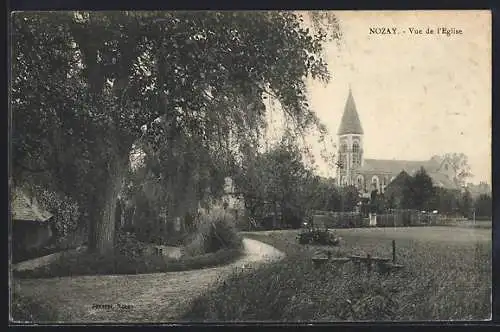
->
[443, 153, 473, 187]
[234, 136, 315, 228]
[411, 167, 435, 211]
[12, 11, 338, 253]
[474, 193, 492, 219]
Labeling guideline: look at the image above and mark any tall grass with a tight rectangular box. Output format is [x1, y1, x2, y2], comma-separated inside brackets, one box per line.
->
[184, 207, 243, 256]
[183, 230, 491, 321]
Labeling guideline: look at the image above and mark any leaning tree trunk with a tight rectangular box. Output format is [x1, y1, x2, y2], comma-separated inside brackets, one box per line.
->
[87, 154, 129, 254]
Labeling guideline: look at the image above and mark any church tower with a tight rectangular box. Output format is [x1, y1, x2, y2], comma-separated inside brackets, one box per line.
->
[337, 87, 364, 187]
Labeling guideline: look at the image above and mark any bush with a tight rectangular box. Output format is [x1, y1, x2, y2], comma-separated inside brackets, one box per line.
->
[184, 207, 243, 256]
[297, 229, 340, 246]
[11, 291, 60, 322]
[114, 231, 149, 258]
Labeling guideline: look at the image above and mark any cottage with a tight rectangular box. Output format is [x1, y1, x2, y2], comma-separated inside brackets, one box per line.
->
[11, 189, 54, 260]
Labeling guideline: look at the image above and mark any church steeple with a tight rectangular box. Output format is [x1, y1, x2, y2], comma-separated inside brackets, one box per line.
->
[337, 87, 364, 135]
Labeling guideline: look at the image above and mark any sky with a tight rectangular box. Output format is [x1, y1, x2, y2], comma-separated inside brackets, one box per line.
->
[264, 11, 491, 185]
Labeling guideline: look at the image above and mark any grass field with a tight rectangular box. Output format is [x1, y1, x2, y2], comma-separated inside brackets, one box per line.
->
[183, 227, 491, 321]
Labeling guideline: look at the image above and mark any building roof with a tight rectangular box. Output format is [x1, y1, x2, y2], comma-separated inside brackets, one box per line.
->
[11, 189, 53, 222]
[382, 169, 457, 191]
[337, 88, 364, 135]
[360, 158, 440, 175]
[427, 172, 458, 189]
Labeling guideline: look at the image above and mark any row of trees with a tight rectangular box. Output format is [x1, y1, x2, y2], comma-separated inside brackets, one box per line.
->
[233, 137, 362, 228]
[234, 152, 491, 227]
[379, 168, 491, 218]
[12, 11, 341, 253]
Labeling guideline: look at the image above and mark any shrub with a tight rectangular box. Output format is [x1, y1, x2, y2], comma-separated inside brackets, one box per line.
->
[297, 229, 340, 246]
[184, 207, 243, 256]
[114, 231, 149, 258]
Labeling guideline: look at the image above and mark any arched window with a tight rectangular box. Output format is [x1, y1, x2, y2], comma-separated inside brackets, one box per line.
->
[341, 176, 348, 187]
[381, 176, 389, 193]
[353, 142, 358, 166]
[340, 143, 347, 153]
[356, 175, 364, 190]
[352, 141, 359, 153]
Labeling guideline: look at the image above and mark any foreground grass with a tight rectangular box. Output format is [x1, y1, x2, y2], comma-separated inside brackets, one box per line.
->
[10, 289, 65, 322]
[183, 228, 491, 321]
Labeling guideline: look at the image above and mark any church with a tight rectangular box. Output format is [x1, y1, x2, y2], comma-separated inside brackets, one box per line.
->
[335, 88, 458, 197]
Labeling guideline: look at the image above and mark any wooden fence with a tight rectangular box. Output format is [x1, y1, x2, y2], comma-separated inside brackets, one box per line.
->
[311, 211, 365, 229]
[313, 209, 446, 228]
[376, 209, 430, 227]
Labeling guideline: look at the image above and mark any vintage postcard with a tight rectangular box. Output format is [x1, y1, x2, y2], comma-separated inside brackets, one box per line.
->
[10, 10, 491, 323]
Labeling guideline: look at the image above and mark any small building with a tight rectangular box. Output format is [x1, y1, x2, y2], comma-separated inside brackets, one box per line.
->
[11, 189, 54, 260]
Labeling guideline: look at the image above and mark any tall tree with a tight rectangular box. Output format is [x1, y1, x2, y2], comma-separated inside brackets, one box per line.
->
[12, 11, 339, 253]
[340, 185, 360, 212]
[459, 189, 473, 218]
[474, 193, 492, 218]
[411, 167, 435, 210]
[234, 137, 315, 228]
[429, 187, 460, 215]
[443, 153, 473, 187]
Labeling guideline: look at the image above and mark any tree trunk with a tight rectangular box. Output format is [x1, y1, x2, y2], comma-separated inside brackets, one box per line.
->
[87, 155, 128, 254]
[272, 201, 278, 229]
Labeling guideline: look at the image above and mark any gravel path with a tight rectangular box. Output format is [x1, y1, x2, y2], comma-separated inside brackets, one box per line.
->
[14, 238, 284, 323]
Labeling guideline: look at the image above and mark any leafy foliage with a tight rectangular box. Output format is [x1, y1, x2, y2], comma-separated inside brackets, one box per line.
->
[184, 207, 243, 256]
[411, 167, 435, 210]
[474, 194, 491, 218]
[234, 137, 316, 228]
[442, 153, 473, 187]
[12, 11, 338, 253]
[114, 231, 149, 258]
[297, 229, 340, 246]
[385, 169, 435, 211]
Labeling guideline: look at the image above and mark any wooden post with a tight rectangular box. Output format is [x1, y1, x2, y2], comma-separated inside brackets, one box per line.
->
[367, 253, 372, 274]
[392, 240, 396, 264]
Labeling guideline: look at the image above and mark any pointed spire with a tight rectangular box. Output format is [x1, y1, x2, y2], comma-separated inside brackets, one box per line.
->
[337, 87, 364, 135]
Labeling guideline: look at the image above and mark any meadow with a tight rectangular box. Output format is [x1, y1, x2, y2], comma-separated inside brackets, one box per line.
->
[182, 227, 491, 321]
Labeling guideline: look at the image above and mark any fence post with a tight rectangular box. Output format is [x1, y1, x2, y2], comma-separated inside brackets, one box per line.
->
[392, 240, 396, 264]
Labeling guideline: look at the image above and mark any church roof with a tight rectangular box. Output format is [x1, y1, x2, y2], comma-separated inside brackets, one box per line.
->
[427, 172, 458, 189]
[362, 160, 457, 190]
[360, 158, 440, 175]
[337, 88, 364, 135]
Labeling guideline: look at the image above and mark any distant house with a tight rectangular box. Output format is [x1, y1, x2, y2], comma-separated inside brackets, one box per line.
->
[11, 189, 54, 258]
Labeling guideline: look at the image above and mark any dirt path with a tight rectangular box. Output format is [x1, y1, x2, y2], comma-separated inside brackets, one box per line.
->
[14, 238, 284, 323]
